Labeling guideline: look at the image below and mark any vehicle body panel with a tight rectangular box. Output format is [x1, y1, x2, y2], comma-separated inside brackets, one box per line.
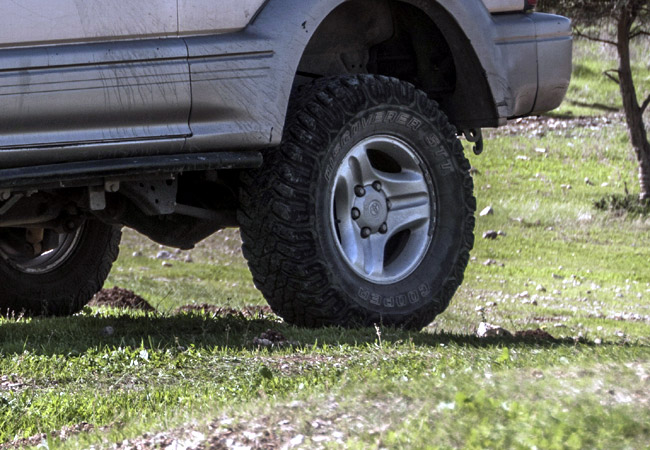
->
[0, 0, 177, 47]
[178, 0, 267, 35]
[0, 39, 191, 166]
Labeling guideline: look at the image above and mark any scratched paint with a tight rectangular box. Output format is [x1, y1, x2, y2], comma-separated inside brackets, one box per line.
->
[0, 0, 176, 46]
[0, 0, 265, 47]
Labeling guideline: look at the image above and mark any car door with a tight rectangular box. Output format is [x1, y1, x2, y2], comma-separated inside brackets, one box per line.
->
[178, 0, 275, 150]
[0, 0, 191, 159]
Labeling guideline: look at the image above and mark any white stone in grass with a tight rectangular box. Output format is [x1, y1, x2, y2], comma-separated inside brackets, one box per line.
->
[482, 230, 499, 240]
[476, 322, 512, 338]
[480, 206, 494, 216]
[288, 435, 305, 448]
[156, 250, 173, 260]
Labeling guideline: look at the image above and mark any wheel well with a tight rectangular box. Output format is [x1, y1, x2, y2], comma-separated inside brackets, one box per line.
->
[295, 0, 498, 128]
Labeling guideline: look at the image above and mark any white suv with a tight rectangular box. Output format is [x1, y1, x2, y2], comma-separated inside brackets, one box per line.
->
[0, 0, 571, 329]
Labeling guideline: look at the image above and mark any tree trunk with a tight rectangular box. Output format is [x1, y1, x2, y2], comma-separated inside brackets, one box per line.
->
[617, 4, 650, 200]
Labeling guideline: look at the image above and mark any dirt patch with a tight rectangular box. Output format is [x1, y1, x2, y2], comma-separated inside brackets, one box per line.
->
[514, 329, 557, 342]
[487, 114, 624, 137]
[477, 323, 557, 342]
[0, 422, 98, 449]
[176, 304, 273, 318]
[111, 422, 283, 450]
[89, 287, 156, 312]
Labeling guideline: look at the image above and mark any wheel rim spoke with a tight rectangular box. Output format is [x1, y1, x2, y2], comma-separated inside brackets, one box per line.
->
[377, 170, 428, 199]
[386, 195, 430, 235]
[363, 233, 390, 278]
[347, 145, 381, 186]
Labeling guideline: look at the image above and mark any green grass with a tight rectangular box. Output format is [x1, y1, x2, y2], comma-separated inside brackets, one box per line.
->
[107, 230, 264, 311]
[1, 37, 650, 449]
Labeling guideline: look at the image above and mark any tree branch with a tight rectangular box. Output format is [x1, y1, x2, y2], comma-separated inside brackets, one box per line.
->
[603, 69, 621, 85]
[630, 30, 650, 39]
[642, 94, 650, 115]
[574, 28, 618, 45]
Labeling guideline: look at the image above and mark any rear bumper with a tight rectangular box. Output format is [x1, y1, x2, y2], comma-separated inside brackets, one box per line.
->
[531, 13, 573, 114]
[492, 12, 572, 119]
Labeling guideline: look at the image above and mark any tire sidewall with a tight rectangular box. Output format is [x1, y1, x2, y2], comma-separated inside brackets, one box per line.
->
[313, 103, 469, 321]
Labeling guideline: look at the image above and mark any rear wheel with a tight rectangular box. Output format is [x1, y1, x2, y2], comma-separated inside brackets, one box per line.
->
[0, 220, 121, 316]
[239, 75, 475, 329]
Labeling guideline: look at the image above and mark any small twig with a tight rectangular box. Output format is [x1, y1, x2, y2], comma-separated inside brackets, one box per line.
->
[574, 28, 618, 46]
[603, 69, 621, 85]
[641, 94, 650, 115]
[629, 29, 650, 39]
[374, 323, 383, 348]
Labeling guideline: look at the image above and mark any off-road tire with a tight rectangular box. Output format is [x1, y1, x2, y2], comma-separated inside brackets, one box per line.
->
[0, 220, 121, 316]
[239, 75, 475, 329]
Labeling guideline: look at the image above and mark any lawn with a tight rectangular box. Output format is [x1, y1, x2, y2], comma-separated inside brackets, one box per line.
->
[1, 37, 649, 449]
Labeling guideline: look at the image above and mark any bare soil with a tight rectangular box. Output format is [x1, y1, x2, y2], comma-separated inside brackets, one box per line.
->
[89, 287, 156, 312]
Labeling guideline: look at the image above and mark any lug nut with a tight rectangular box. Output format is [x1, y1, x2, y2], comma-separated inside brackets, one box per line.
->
[379, 223, 388, 234]
[386, 199, 392, 210]
[361, 227, 372, 239]
[372, 181, 382, 192]
[351, 208, 361, 220]
[354, 185, 366, 197]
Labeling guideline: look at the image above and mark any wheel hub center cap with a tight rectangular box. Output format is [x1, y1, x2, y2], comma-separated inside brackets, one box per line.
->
[354, 188, 388, 232]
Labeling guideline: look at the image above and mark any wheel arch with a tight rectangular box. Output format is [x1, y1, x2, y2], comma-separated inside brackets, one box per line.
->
[249, 0, 505, 131]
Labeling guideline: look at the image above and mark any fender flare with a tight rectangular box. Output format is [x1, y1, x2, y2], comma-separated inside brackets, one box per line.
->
[183, 0, 508, 149]
[249, 0, 508, 124]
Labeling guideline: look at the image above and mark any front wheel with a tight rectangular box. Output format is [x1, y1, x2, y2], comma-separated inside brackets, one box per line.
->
[239, 75, 475, 329]
[0, 220, 121, 316]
